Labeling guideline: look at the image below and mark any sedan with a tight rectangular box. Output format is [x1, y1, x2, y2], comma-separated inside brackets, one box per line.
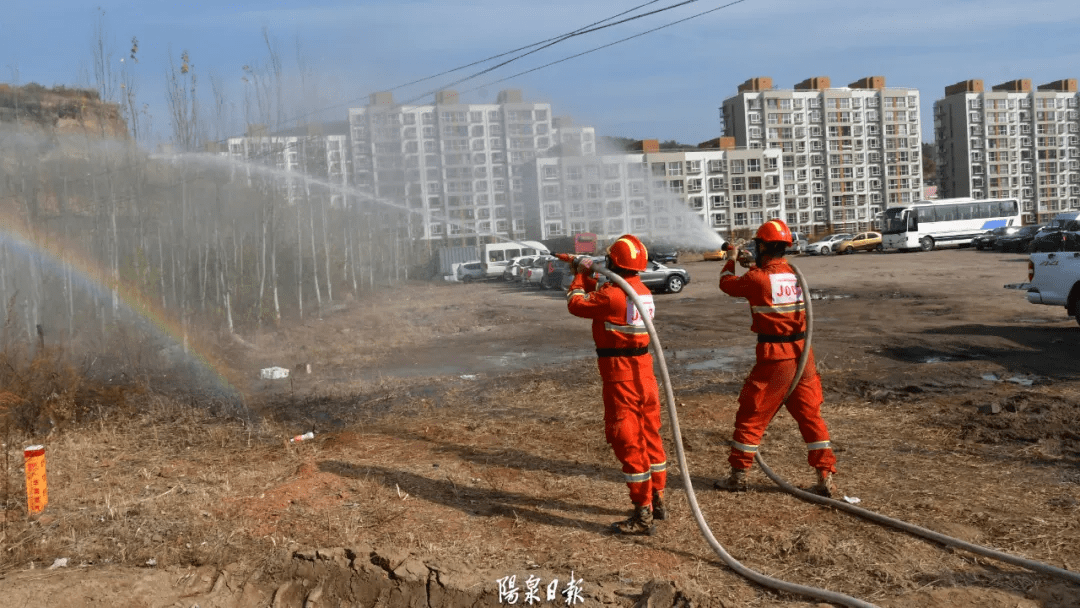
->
[994, 225, 1043, 252]
[598, 261, 691, 294]
[834, 232, 883, 254]
[807, 233, 853, 256]
[972, 226, 1018, 250]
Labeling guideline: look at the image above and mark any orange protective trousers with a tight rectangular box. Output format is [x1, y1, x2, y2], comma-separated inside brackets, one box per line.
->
[602, 374, 667, 507]
[729, 352, 837, 473]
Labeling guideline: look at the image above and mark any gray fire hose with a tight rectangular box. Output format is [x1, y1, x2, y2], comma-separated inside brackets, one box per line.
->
[594, 259, 1080, 607]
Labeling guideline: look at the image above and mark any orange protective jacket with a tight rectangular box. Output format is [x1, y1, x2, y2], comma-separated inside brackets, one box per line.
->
[566, 273, 655, 381]
[718, 257, 807, 361]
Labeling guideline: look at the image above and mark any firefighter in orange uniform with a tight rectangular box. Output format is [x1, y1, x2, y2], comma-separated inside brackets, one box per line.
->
[566, 235, 668, 535]
[716, 220, 838, 496]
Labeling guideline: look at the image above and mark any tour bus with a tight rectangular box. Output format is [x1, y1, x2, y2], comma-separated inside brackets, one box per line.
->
[880, 197, 1022, 251]
[480, 240, 550, 278]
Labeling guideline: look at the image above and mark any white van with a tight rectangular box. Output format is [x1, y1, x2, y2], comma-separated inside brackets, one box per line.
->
[481, 240, 549, 278]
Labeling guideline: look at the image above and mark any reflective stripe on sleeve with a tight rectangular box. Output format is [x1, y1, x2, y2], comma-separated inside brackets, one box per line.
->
[567, 289, 586, 301]
[750, 302, 806, 314]
[604, 321, 649, 335]
[720, 270, 735, 278]
[624, 470, 651, 483]
[650, 461, 667, 473]
[731, 441, 759, 453]
[806, 440, 831, 451]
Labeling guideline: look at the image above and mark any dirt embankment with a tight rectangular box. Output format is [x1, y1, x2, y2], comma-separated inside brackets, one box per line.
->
[0, 83, 127, 137]
[1, 249, 1079, 607]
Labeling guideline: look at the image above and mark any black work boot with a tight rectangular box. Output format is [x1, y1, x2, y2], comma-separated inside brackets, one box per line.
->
[651, 490, 667, 521]
[714, 467, 749, 492]
[611, 504, 655, 536]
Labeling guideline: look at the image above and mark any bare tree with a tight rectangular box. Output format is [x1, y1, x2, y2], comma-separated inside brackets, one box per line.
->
[165, 50, 199, 151]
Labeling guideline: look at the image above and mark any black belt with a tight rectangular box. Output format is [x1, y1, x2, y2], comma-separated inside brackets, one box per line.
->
[596, 346, 650, 358]
[757, 331, 806, 344]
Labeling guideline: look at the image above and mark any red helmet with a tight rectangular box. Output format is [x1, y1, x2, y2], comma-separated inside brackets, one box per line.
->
[754, 219, 793, 246]
[606, 234, 648, 272]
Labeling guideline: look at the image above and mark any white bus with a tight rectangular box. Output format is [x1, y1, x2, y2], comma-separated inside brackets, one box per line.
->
[480, 240, 549, 278]
[881, 198, 1022, 251]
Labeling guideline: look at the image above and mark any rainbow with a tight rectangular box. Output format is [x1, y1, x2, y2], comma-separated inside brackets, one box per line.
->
[0, 212, 242, 400]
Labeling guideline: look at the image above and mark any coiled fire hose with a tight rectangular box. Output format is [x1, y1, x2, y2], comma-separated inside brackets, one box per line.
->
[594, 260, 1080, 607]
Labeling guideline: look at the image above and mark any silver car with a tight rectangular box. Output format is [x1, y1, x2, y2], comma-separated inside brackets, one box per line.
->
[807, 233, 853, 256]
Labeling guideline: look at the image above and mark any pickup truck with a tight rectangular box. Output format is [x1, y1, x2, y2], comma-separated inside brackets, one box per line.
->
[1006, 250, 1080, 325]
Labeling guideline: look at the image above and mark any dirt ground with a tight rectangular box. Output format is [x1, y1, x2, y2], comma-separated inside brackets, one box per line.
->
[2, 247, 1080, 607]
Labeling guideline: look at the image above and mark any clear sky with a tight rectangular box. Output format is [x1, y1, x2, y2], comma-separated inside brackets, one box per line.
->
[3, 0, 1080, 147]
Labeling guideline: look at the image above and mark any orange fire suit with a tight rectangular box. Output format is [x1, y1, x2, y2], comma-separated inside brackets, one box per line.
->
[567, 272, 667, 507]
[719, 257, 836, 473]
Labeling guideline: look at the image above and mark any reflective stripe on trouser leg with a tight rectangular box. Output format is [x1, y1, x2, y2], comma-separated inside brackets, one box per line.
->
[729, 358, 791, 470]
[603, 378, 662, 506]
[783, 351, 837, 474]
[650, 460, 667, 493]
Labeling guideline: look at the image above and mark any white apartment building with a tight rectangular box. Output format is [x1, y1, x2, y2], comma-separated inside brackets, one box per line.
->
[934, 78, 1080, 225]
[225, 123, 350, 207]
[348, 89, 567, 242]
[721, 76, 923, 234]
[522, 140, 787, 243]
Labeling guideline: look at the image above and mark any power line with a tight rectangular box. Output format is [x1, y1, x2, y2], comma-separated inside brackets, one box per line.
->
[385, 0, 667, 94]
[461, 0, 749, 95]
[399, 0, 711, 107]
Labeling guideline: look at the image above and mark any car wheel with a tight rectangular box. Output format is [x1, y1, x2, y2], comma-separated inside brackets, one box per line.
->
[975, 242, 983, 250]
[845, 246, 854, 254]
[666, 276, 685, 293]
[462, 276, 473, 283]
[820, 245, 830, 255]
[919, 236, 934, 251]
[875, 244, 884, 252]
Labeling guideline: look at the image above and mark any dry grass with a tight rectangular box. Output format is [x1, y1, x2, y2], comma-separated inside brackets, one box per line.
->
[1, 268, 1079, 607]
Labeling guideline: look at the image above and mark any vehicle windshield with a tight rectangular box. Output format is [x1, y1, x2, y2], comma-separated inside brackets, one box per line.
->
[881, 208, 908, 235]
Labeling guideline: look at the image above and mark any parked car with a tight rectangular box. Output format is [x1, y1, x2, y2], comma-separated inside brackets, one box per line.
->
[972, 226, 1018, 250]
[455, 261, 484, 283]
[596, 260, 690, 294]
[807, 233, 853, 255]
[540, 257, 572, 290]
[648, 245, 679, 265]
[641, 261, 691, 293]
[502, 255, 539, 282]
[522, 255, 554, 288]
[834, 232, 883, 254]
[994, 225, 1043, 252]
[786, 232, 807, 255]
[1028, 221, 1080, 253]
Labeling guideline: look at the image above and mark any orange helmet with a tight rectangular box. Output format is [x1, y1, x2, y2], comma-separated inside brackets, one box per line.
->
[606, 234, 648, 272]
[754, 219, 793, 246]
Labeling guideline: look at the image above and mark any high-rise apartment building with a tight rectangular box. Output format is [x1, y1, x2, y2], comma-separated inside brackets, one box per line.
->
[721, 76, 923, 234]
[934, 78, 1080, 224]
[225, 122, 350, 207]
[348, 89, 568, 242]
[522, 139, 786, 242]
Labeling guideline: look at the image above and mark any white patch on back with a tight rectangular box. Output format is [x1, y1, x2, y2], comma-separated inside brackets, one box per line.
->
[626, 293, 655, 326]
[770, 273, 801, 304]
